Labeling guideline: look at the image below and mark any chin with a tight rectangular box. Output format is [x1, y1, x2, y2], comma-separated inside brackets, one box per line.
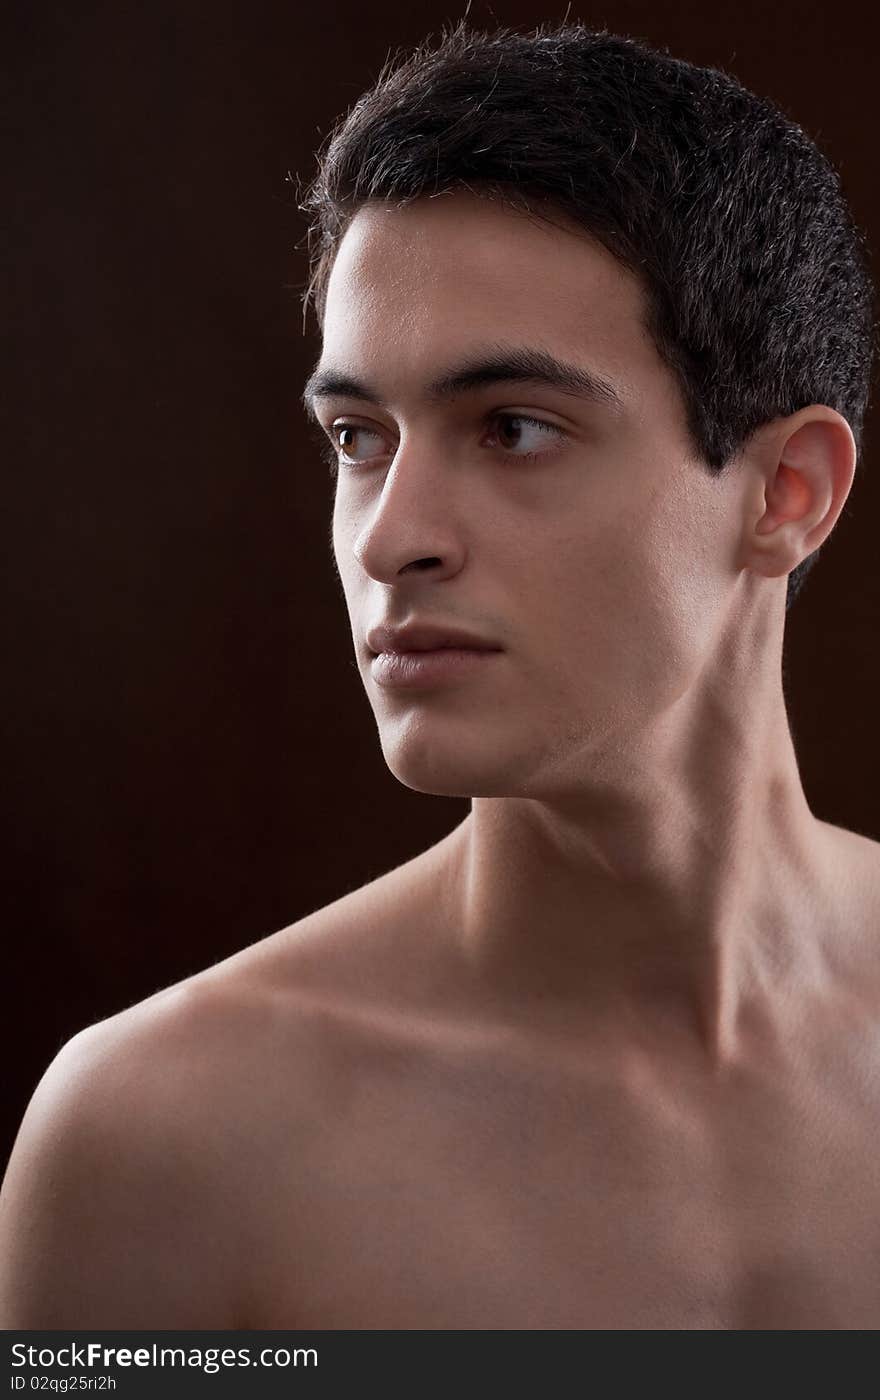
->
[379, 735, 527, 799]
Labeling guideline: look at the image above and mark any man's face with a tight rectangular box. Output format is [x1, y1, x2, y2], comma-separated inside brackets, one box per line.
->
[310, 191, 744, 798]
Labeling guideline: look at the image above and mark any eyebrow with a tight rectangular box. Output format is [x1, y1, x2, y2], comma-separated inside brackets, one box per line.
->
[301, 343, 625, 420]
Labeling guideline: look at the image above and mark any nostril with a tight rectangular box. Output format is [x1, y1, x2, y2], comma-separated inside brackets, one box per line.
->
[402, 557, 443, 573]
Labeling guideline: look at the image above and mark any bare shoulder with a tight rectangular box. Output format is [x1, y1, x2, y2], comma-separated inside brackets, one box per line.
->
[0, 970, 274, 1328]
[0, 840, 451, 1328]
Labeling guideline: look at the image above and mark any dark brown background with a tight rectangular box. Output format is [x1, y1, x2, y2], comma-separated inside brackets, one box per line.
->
[3, 1, 878, 1169]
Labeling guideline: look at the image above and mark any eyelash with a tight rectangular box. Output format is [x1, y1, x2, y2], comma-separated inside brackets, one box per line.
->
[317, 413, 566, 477]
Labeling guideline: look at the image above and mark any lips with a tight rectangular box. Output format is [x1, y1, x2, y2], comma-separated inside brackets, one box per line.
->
[370, 645, 502, 690]
[366, 621, 502, 655]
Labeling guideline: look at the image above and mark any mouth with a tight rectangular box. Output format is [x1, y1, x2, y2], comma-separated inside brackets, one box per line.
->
[369, 645, 503, 690]
[365, 620, 503, 656]
[367, 641, 501, 656]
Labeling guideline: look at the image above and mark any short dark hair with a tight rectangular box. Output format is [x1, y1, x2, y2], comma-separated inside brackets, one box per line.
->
[297, 19, 877, 610]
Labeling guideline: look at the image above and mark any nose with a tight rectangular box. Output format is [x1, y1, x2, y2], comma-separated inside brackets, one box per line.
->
[348, 440, 467, 585]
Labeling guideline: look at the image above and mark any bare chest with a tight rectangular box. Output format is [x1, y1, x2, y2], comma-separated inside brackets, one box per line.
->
[240, 1033, 880, 1329]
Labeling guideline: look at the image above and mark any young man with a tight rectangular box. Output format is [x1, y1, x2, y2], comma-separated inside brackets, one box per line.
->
[1, 21, 878, 1330]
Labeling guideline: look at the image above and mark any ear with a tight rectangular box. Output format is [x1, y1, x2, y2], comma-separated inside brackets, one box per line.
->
[742, 406, 857, 581]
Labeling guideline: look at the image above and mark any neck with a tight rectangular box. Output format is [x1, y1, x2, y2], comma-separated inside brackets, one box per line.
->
[440, 603, 839, 1066]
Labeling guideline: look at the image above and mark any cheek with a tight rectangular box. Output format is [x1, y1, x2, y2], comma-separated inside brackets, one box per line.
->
[536, 493, 710, 704]
[330, 519, 361, 616]
[620, 487, 728, 698]
[331, 496, 357, 570]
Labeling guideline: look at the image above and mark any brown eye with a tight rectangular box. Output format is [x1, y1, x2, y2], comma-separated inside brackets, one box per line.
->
[332, 423, 387, 466]
[487, 413, 566, 459]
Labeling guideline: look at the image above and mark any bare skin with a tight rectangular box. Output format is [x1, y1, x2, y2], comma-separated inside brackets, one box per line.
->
[2, 190, 878, 1329]
[2, 820, 879, 1329]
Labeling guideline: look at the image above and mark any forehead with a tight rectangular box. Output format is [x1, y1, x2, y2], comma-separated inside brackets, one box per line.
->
[321, 191, 655, 391]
